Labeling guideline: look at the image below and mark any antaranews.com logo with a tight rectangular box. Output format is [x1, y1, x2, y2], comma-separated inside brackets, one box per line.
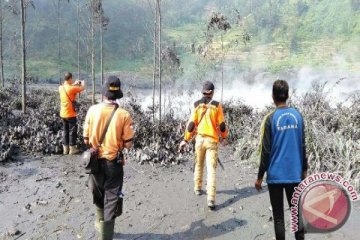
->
[291, 172, 359, 233]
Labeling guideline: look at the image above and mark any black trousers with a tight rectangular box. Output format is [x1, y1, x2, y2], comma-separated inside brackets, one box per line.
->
[268, 184, 305, 240]
[62, 117, 77, 146]
[89, 158, 124, 222]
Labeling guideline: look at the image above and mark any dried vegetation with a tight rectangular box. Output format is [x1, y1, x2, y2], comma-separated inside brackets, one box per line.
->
[0, 84, 359, 191]
[0, 87, 190, 166]
[230, 82, 360, 192]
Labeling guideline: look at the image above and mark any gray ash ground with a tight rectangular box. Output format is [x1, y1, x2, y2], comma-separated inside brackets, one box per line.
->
[0, 148, 359, 240]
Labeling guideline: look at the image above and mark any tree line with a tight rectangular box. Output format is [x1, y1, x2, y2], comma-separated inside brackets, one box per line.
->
[0, 0, 166, 120]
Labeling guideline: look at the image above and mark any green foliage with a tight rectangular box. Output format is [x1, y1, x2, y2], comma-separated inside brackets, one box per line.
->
[1, 0, 359, 81]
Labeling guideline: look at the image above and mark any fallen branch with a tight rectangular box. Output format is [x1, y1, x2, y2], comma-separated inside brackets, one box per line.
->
[35, 176, 51, 182]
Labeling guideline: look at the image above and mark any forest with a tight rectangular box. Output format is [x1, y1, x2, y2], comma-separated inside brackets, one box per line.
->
[1, 0, 360, 83]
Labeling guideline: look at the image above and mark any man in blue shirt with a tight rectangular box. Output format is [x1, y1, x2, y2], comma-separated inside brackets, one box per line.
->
[255, 80, 307, 240]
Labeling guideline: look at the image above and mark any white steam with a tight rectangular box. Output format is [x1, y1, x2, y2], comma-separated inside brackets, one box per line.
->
[128, 67, 360, 117]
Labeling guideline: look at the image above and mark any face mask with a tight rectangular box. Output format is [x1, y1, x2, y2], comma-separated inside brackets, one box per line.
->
[115, 98, 122, 106]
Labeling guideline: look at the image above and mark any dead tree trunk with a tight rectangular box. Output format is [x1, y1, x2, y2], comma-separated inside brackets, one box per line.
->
[221, 34, 224, 102]
[157, 0, 162, 122]
[152, 8, 157, 121]
[77, 1, 80, 79]
[100, 21, 104, 94]
[57, 0, 61, 85]
[0, 0, 4, 88]
[20, 0, 26, 113]
[91, 8, 95, 104]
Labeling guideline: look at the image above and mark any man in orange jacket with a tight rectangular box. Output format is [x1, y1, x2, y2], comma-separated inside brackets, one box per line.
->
[179, 81, 228, 210]
[59, 72, 85, 154]
[83, 76, 134, 239]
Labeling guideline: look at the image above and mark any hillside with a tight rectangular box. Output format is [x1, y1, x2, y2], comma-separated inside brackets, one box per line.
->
[0, 0, 359, 83]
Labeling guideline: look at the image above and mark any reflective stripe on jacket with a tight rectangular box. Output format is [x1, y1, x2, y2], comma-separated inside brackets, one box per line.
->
[184, 96, 228, 143]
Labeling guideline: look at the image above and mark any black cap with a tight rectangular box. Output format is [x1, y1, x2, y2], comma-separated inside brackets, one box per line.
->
[202, 81, 215, 94]
[102, 76, 124, 100]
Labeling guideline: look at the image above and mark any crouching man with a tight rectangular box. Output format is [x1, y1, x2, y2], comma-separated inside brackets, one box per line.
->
[83, 76, 134, 239]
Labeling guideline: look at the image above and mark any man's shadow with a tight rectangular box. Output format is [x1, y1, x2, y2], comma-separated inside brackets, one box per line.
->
[114, 217, 247, 240]
[215, 185, 268, 211]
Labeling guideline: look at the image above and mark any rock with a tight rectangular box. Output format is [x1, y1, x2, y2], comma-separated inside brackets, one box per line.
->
[37, 200, 48, 206]
[24, 203, 31, 210]
[228, 207, 236, 213]
[4, 227, 21, 236]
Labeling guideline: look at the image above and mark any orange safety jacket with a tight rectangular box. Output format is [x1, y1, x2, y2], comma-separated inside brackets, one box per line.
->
[184, 97, 228, 143]
[59, 81, 84, 118]
[83, 103, 134, 160]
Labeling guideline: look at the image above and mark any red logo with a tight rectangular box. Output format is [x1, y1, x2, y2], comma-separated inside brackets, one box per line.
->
[300, 182, 351, 232]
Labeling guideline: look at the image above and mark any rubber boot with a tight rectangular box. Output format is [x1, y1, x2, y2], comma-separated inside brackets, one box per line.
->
[63, 145, 69, 155]
[69, 145, 80, 155]
[99, 220, 115, 240]
[95, 208, 104, 233]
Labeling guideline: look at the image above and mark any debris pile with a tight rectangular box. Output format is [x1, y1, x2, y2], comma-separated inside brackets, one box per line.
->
[124, 95, 191, 165]
[0, 86, 192, 165]
[222, 100, 261, 160]
[0, 83, 359, 191]
[227, 82, 360, 192]
[0, 86, 91, 162]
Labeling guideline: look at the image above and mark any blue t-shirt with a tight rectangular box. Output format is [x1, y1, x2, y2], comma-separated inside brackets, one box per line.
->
[257, 107, 307, 184]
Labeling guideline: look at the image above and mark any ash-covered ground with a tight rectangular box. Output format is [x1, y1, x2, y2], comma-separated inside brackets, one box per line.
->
[0, 148, 359, 240]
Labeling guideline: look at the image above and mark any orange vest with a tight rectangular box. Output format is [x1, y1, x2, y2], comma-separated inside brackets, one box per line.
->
[83, 103, 134, 160]
[185, 97, 228, 143]
[59, 82, 84, 118]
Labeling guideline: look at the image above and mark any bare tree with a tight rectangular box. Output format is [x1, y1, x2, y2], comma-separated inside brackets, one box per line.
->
[57, 0, 61, 84]
[207, 12, 231, 102]
[148, 0, 157, 121]
[156, 0, 162, 122]
[152, 14, 157, 121]
[88, 0, 106, 104]
[0, 0, 4, 88]
[100, 19, 103, 92]
[100, 13, 109, 93]
[89, 0, 99, 104]
[20, 0, 26, 112]
[77, 0, 80, 79]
